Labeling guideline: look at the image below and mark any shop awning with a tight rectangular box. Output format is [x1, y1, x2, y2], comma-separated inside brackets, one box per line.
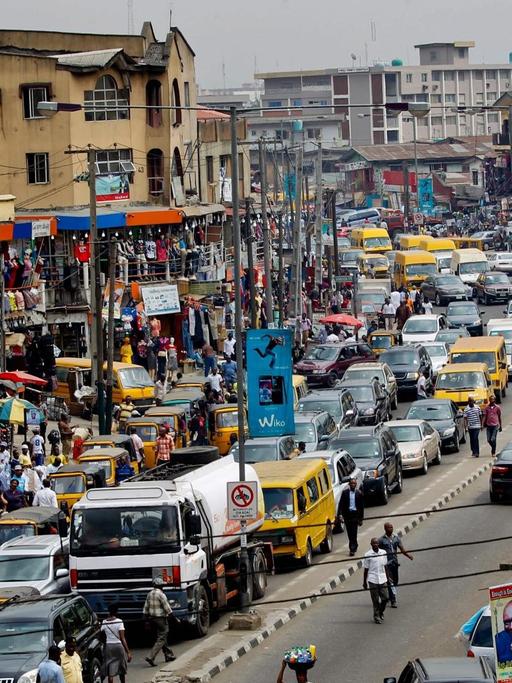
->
[177, 204, 225, 218]
[56, 208, 126, 231]
[125, 207, 183, 226]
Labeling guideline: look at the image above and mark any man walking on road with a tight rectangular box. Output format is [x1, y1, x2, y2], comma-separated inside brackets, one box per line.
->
[143, 577, 176, 666]
[340, 478, 364, 556]
[483, 394, 502, 456]
[378, 522, 413, 608]
[464, 396, 482, 457]
[363, 537, 390, 624]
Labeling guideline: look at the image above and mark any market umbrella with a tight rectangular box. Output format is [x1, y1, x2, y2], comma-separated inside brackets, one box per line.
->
[0, 397, 42, 425]
[0, 371, 47, 387]
[319, 313, 363, 328]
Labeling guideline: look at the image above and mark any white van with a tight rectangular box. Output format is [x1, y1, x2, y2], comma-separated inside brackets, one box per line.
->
[450, 248, 488, 286]
[487, 318, 512, 376]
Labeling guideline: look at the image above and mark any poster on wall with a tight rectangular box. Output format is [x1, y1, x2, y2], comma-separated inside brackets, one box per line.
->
[96, 174, 130, 203]
[141, 284, 181, 316]
[490, 582, 512, 682]
[246, 329, 295, 438]
[102, 280, 125, 320]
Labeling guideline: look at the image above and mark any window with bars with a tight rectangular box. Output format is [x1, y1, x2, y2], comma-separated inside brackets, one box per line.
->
[95, 149, 134, 180]
[22, 85, 49, 119]
[26, 153, 49, 184]
[84, 75, 129, 121]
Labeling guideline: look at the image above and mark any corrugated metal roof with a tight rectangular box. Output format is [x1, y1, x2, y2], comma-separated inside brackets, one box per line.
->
[54, 48, 123, 68]
[352, 138, 494, 163]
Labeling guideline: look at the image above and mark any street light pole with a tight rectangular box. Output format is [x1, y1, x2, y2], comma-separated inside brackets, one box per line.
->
[413, 116, 419, 211]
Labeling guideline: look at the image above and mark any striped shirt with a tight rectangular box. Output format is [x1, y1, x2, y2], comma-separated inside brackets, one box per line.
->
[464, 405, 482, 429]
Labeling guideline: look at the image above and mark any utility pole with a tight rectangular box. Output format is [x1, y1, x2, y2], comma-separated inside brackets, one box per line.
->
[403, 161, 411, 224]
[305, 175, 311, 257]
[259, 139, 273, 325]
[0, 254, 4, 372]
[104, 239, 117, 435]
[314, 140, 323, 288]
[331, 191, 340, 287]
[273, 137, 278, 204]
[285, 151, 294, 245]
[290, 146, 303, 321]
[413, 116, 420, 211]
[245, 198, 257, 329]
[277, 212, 285, 325]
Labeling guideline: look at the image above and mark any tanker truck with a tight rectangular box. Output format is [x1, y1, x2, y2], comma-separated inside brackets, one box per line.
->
[68, 458, 271, 636]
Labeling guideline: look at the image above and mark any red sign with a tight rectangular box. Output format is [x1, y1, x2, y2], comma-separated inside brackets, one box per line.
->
[230, 484, 254, 508]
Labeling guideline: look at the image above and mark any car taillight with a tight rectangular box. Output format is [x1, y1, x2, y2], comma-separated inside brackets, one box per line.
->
[467, 649, 475, 658]
[492, 466, 510, 476]
[70, 568, 78, 589]
[161, 566, 181, 586]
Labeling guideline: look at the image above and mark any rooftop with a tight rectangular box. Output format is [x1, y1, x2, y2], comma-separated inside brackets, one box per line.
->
[351, 138, 494, 163]
[414, 41, 475, 49]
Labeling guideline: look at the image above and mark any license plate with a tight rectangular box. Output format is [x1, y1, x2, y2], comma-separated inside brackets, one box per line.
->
[455, 295, 462, 299]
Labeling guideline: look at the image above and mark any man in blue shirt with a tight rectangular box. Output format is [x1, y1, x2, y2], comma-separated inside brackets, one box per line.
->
[37, 646, 65, 683]
[496, 600, 512, 665]
[222, 356, 237, 388]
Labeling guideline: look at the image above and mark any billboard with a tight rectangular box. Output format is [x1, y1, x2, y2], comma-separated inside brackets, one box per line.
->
[418, 177, 435, 214]
[246, 329, 295, 438]
[96, 174, 130, 203]
[141, 284, 181, 316]
[490, 582, 512, 681]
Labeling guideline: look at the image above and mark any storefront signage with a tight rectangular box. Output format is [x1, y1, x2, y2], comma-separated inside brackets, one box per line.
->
[32, 220, 51, 237]
[141, 284, 181, 316]
[490, 582, 512, 681]
[246, 329, 295, 438]
[96, 174, 130, 203]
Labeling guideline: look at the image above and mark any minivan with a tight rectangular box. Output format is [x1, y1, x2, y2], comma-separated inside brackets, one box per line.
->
[449, 335, 508, 402]
[450, 248, 488, 286]
[350, 227, 391, 253]
[253, 459, 336, 566]
[393, 250, 437, 289]
[294, 342, 375, 387]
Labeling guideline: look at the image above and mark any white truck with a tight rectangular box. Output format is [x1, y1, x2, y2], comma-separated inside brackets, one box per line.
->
[69, 459, 270, 636]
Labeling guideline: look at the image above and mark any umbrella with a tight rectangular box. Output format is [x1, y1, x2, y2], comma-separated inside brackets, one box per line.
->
[0, 397, 42, 425]
[319, 313, 363, 328]
[0, 371, 47, 387]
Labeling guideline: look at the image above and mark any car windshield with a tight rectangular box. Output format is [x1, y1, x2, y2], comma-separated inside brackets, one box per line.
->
[81, 458, 112, 480]
[298, 399, 341, 419]
[294, 423, 317, 443]
[403, 318, 438, 333]
[304, 346, 339, 361]
[0, 621, 49, 654]
[435, 276, 459, 285]
[437, 257, 452, 270]
[343, 386, 374, 402]
[423, 344, 446, 358]
[345, 368, 384, 383]
[436, 330, 468, 342]
[371, 336, 392, 348]
[217, 411, 239, 428]
[436, 371, 487, 390]
[447, 304, 478, 316]
[484, 273, 510, 283]
[406, 263, 436, 275]
[129, 425, 157, 442]
[231, 442, 278, 463]
[263, 488, 294, 519]
[71, 505, 180, 555]
[364, 237, 390, 248]
[380, 351, 419, 366]
[450, 351, 496, 373]
[407, 403, 452, 420]
[388, 426, 421, 442]
[459, 261, 487, 274]
[489, 330, 512, 353]
[118, 366, 154, 389]
[358, 293, 386, 304]
[340, 252, 362, 264]
[0, 556, 50, 582]
[338, 438, 381, 460]
[366, 257, 388, 267]
[52, 475, 85, 494]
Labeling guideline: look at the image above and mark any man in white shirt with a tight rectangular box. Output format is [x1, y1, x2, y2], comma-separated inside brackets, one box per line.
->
[416, 370, 428, 399]
[33, 479, 58, 507]
[390, 289, 401, 310]
[30, 427, 45, 466]
[381, 298, 396, 330]
[129, 427, 145, 466]
[363, 537, 390, 623]
[223, 332, 236, 359]
[326, 330, 339, 343]
[207, 367, 223, 393]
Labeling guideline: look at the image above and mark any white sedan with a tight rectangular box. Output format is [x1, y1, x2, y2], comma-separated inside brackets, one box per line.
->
[385, 419, 441, 474]
[401, 314, 447, 345]
[422, 341, 449, 378]
[488, 251, 512, 273]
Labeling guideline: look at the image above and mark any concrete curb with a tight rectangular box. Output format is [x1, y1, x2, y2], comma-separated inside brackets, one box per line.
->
[157, 460, 491, 682]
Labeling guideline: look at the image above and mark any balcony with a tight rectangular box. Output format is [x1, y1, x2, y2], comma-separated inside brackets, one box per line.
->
[493, 133, 510, 147]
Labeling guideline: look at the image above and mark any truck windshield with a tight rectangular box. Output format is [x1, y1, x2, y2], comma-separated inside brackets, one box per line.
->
[459, 261, 487, 274]
[52, 475, 85, 494]
[118, 366, 154, 389]
[71, 506, 180, 555]
[263, 488, 294, 519]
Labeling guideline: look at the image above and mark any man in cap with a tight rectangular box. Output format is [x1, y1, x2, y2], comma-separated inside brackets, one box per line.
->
[143, 577, 176, 666]
[19, 444, 31, 467]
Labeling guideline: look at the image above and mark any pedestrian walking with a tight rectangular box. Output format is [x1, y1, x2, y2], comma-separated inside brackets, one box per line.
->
[154, 426, 174, 466]
[395, 301, 411, 330]
[33, 478, 58, 507]
[299, 313, 312, 346]
[143, 577, 176, 666]
[118, 396, 135, 433]
[58, 413, 73, 461]
[464, 396, 482, 457]
[276, 658, 311, 683]
[60, 636, 83, 683]
[37, 645, 66, 683]
[381, 298, 396, 330]
[482, 394, 502, 456]
[339, 478, 364, 556]
[100, 604, 131, 683]
[363, 537, 390, 624]
[416, 369, 430, 400]
[378, 522, 413, 608]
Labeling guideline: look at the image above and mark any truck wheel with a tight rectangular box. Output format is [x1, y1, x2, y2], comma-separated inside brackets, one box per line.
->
[252, 549, 267, 600]
[302, 539, 313, 567]
[320, 523, 333, 553]
[191, 585, 210, 638]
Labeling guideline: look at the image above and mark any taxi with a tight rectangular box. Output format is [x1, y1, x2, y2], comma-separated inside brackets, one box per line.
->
[49, 462, 107, 515]
[434, 362, 493, 407]
[78, 447, 137, 486]
[368, 330, 399, 356]
[208, 404, 247, 456]
[358, 253, 390, 279]
[0, 507, 67, 545]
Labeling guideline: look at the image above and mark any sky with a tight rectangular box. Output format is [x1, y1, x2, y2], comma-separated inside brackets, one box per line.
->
[2, 0, 512, 88]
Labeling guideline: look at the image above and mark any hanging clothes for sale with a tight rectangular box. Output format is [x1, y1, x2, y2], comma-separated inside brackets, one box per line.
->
[192, 306, 205, 348]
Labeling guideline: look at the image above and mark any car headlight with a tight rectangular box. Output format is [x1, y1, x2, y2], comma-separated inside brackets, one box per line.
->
[485, 289, 493, 294]
[167, 599, 181, 608]
[472, 320, 481, 326]
[442, 427, 456, 437]
[281, 535, 295, 544]
[19, 670, 38, 683]
[406, 372, 419, 379]
[363, 408, 375, 415]
[364, 469, 380, 479]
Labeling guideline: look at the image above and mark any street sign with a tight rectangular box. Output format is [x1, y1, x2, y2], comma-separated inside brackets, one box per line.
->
[227, 481, 258, 520]
[413, 212, 424, 225]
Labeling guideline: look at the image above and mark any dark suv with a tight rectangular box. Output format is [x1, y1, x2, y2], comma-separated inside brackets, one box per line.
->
[338, 378, 392, 425]
[294, 342, 375, 387]
[379, 344, 433, 393]
[330, 424, 403, 504]
[297, 388, 359, 430]
[0, 595, 103, 683]
[384, 656, 495, 683]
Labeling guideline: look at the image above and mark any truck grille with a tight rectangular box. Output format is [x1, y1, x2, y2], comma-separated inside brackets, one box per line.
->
[393, 372, 407, 380]
[0, 679, 14, 683]
[78, 567, 153, 580]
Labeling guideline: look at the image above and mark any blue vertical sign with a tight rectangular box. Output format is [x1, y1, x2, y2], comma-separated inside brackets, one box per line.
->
[246, 329, 295, 438]
[418, 177, 435, 214]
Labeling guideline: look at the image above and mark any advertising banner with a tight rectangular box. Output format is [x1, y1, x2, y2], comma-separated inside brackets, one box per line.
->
[96, 174, 130, 203]
[141, 284, 181, 316]
[102, 279, 125, 320]
[246, 329, 295, 438]
[418, 177, 435, 214]
[489, 582, 512, 681]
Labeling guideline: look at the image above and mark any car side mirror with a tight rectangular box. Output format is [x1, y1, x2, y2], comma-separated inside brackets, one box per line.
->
[383, 679, 397, 683]
[55, 568, 69, 579]
[188, 513, 201, 538]
[58, 515, 68, 538]
[346, 409, 354, 417]
[319, 434, 330, 442]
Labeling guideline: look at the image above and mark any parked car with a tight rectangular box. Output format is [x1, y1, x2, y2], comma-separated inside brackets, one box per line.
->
[488, 250, 512, 273]
[435, 327, 470, 348]
[299, 448, 363, 532]
[338, 378, 392, 426]
[464, 605, 493, 663]
[0, 594, 104, 683]
[0, 536, 70, 597]
[445, 301, 484, 336]
[293, 411, 338, 452]
[474, 271, 512, 305]
[422, 342, 449, 378]
[489, 440, 512, 501]
[385, 419, 441, 474]
[420, 273, 470, 305]
[229, 435, 296, 463]
[401, 314, 447, 345]
[294, 342, 375, 387]
[379, 345, 433, 394]
[330, 424, 403, 505]
[383, 656, 495, 683]
[405, 398, 466, 453]
[342, 361, 398, 410]
[297, 389, 359, 430]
